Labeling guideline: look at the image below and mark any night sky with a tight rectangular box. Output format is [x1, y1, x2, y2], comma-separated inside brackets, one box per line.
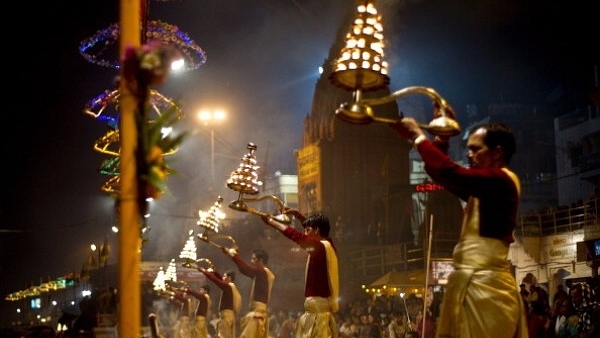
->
[1, 0, 597, 313]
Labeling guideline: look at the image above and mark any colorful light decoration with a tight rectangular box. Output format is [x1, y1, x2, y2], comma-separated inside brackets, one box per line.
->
[81, 13, 204, 201]
[5, 276, 74, 301]
[85, 89, 184, 129]
[87, 88, 185, 194]
[79, 21, 206, 71]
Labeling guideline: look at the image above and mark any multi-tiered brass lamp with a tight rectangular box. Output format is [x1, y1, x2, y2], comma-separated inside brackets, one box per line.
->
[329, 0, 460, 136]
[179, 230, 198, 268]
[226, 143, 291, 223]
[196, 196, 238, 250]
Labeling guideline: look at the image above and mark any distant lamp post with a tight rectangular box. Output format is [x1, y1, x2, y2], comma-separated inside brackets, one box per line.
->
[89, 244, 99, 270]
[90, 238, 110, 269]
[198, 109, 227, 190]
[89, 239, 110, 288]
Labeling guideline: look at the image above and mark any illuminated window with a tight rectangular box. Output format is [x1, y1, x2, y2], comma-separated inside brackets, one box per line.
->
[30, 298, 41, 309]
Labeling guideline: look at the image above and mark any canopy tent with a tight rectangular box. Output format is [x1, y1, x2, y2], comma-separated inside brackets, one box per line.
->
[563, 269, 592, 281]
[364, 268, 427, 295]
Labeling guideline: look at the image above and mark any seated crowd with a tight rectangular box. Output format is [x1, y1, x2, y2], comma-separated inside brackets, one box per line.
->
[4, 279, 599, 338]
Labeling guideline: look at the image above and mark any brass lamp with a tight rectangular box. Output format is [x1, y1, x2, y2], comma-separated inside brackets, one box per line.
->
[197, 196, 226, 234]
[226, 143, 291, 224]
[179, 230, 197, 268]
[328, 0, 389, 92]
[196, 196, 238, 250]
[329, 0, 460, 137]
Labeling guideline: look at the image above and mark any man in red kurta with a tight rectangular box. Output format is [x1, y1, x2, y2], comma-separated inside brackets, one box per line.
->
[197, 268, 241, 338]
[186, 284, 212, 338]
[391, 114, 528, 338]
[224, 248, 275, 338]
[260, 211, 339, 338]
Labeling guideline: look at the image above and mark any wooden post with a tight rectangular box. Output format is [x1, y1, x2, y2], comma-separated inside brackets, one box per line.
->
[118, 0, 141, 337]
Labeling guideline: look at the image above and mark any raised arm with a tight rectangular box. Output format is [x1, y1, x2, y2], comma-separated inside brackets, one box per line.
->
[283, 206, 306, 224]
[260, 214, 288, 232]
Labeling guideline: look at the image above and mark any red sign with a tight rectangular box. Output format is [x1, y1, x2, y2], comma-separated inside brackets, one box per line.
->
[415, 183, 445, 192]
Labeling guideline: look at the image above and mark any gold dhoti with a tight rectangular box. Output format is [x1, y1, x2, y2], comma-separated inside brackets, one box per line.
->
[173, 315, 193, 338]
[239, 301, 268, 338]
[217, 309, 236, 338]
[194, 315, 209, 338]
[435, 197, 528, 338]
[295, 297, 338, 338]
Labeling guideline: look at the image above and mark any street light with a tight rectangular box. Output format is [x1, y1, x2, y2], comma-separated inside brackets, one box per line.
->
[89, 244, 99, 270]
[197, 109, 226, 190]
[89, 238, 110, 288]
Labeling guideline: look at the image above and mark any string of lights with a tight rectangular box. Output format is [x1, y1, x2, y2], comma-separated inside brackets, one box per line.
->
[79, 21, 206, 71]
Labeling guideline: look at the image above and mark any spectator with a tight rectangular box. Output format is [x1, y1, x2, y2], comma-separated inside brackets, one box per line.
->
[520, 283, 530, 310]
[387, 313, 408, 338]
[553, 284, 569, 304]
[339, 315, 358, 338]
[570, 282, 600, 337]
[279, 311, 298, 338]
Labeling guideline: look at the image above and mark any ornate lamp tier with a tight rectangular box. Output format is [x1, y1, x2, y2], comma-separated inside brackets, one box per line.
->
[329, 0, 389, 91]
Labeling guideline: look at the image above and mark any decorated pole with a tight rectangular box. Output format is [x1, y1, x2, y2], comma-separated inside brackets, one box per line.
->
[118, 0, 141, 337]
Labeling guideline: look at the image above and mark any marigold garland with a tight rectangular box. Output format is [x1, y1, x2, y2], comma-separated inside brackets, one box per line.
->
[120, 41, 189, 220]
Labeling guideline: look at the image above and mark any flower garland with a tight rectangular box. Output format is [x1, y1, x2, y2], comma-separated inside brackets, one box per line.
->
[87, 87, 185, 196]
[142, 105, 187, 200]
[121, 40, 189, 218]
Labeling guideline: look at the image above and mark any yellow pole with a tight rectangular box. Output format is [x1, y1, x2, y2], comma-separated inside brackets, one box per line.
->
[119, 0, 141, 337]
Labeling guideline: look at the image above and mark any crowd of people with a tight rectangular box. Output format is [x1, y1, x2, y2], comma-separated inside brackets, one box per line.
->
[149, 276, 600, 338]
[520, 276, 600, 338]
[153, 289, 435, 338]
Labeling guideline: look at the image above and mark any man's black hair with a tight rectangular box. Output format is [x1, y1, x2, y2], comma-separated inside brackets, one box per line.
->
[253, 249, 269, 264]
[224, 270, 236, 281]
[472, 122, 516, 164]
[302, 213, 331, 237]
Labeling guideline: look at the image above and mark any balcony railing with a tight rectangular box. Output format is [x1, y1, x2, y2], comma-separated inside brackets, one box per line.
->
[344, 238, 458, 281]
[516, 197, 600, 236]
[345, 198, 600, 281]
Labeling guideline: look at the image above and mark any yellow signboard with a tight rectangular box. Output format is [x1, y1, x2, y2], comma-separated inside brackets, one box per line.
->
[296, 144, 321, 213]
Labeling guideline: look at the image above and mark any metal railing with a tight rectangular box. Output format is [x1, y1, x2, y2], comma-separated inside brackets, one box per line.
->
[516, 197, 600, 237]
[345, 198, 600, 280]
[344, 238, 457, 280]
